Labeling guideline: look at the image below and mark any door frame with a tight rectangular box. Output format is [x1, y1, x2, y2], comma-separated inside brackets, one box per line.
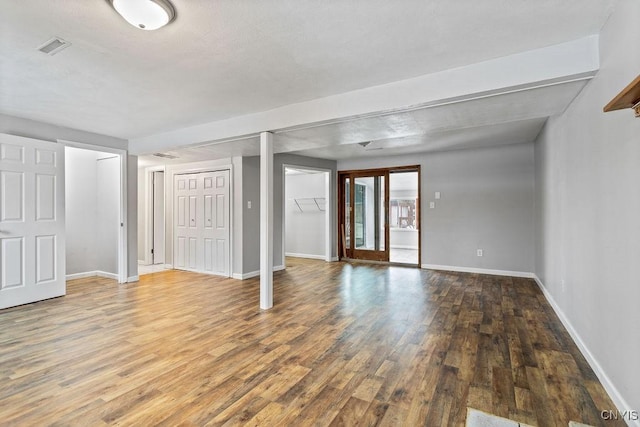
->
[338, 165, 421, 265]
[59, 140, 128, 283]
[169, 165, 233, 277]
[282, 164, 333, 264]
[142, 165, 166, 266]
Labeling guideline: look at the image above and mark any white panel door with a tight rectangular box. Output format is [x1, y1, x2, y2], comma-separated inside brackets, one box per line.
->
[202, 170, 230, 276]
[0, 133, 65, 309]
[174, 173, 198, 271]
[173, 170, 230, 277]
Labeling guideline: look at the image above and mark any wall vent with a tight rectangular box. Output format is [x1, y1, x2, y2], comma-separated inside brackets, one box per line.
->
[37, 37, 71, 56]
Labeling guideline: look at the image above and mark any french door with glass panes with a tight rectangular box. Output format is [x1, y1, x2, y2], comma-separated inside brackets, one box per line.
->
[338, 170, 389, 262]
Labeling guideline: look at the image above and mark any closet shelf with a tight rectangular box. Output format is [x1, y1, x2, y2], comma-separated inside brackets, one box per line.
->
[603, 74, 640, 117]
[292, 197, 326, 212]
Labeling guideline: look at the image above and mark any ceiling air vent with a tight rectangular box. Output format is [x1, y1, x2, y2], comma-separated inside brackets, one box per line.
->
[153, 153, 178, 159]
[37, 37, 71, 56]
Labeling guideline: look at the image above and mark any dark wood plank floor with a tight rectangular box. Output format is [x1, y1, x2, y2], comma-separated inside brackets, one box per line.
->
[0, 258, 623, 426]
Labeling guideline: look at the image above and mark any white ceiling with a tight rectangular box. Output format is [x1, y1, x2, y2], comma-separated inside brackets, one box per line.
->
[1, 0, 615, 146]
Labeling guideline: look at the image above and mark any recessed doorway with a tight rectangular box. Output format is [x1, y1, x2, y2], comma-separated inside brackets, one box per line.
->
[283, 166, 332, 262]
[338, 165, 420, 266]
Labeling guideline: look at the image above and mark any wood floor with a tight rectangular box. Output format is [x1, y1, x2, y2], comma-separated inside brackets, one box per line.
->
[0, 258, 623, 426]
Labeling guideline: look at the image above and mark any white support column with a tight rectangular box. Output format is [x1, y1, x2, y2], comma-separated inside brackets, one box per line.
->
[260, 131, 274, 310]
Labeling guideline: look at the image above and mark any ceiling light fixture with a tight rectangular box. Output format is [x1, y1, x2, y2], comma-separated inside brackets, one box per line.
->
[109, 0, 176, 31]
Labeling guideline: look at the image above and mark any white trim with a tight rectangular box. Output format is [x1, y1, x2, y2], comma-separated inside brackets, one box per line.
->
[390, 245, 419, 250]
[144, 165, 166, 266]
[66, 270, 119, 281]
[164, 263, 173, 269]
[59, 139, 128, 284]
[96, 271, 119, 280]
[127, 275, 140, 282]
[422, 264, 535, 278]
[533, 275, 639, 427]
[285, 252, 326, 260]
[66, 271, 99, 280]
[330, 257, 339, 262]
[233, 265, 285, 280]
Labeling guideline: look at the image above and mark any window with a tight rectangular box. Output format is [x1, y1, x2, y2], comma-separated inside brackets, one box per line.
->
[390, 198, 416, 229]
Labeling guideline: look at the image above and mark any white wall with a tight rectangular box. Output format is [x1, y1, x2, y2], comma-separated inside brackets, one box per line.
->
[285, 172, 326, 258]
[65, 147, 99, 275]
[534, 0, 640, 417]
[96, 156, 120, 275]
[65, 148, 120, 277]
[339, 142, 535, 273]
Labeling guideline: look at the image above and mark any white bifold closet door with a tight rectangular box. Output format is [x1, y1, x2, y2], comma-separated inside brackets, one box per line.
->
[0, 134, 65, 309]
[174, 170, 230, 277]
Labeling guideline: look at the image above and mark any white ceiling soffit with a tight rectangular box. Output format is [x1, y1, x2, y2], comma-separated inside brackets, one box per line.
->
[129, 36, 600, 155]
[138, 75, 587, 165]
[0, 1, 613, 142]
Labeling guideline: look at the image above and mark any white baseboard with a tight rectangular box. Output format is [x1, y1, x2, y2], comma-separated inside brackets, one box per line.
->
[390, 245, 419, 250]
[533, 275, 639, 427]
[66, 270, 119, 281]
[137, 260, 146, 265]
[233, 265, 286, 280]
[330, 256, 339, 262]
[96, 271, 119, 280]
[164, 264, 173, 269]
[66, 271, 98, 280]
[127, 275, 139, 283]
[285, 252, 325, 260]
[422, 264, 534, 278]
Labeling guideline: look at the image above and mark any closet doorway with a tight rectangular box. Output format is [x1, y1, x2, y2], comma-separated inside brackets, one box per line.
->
[338, 165, 420, 266]
[283, 166, 332, 262]
[174, 170, 230, 277]
[64, 143, 127, 282]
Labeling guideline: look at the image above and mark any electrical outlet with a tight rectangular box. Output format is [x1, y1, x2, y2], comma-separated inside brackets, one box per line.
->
[247, 200, 252, 209]
[476, 249, 483, 257]
[435, 191, 441, 200]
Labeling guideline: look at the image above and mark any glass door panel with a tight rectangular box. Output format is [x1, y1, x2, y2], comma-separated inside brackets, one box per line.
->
[351, 174, 388, 261]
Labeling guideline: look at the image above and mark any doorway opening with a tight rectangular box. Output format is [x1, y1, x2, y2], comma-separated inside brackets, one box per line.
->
[138, 168, 167, 276]
[389, 170, 420, 265]
[283, 166, 331, 262]
[338, 165, 420, 266]
[64, 145, 126, 282]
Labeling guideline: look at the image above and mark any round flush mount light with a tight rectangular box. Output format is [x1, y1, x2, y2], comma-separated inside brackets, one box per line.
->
[109, 0, 176, 31]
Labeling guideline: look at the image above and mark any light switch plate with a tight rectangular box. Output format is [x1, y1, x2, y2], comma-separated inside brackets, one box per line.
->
[435, 191, 441, 199]
[429, 201, 435, 209]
